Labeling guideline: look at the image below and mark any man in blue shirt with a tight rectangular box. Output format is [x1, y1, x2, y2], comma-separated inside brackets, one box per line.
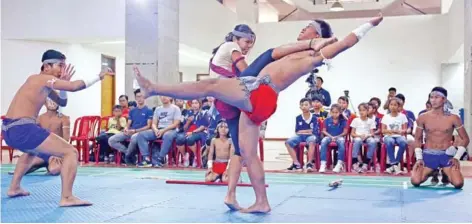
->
[285, 98, 320, 171]
[108, 89, 153, 165]
[305, 76, 331, 107]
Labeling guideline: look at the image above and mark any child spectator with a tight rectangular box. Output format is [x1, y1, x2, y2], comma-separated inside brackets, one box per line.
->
[97, 105, 127, 163]
[205, 120, 233, 182]
[118, 95, 130, 117]
[350, 103, 377, 173]
[337, 96, 351, 120]
[310, 96, 329, 119]
[367, 102, 382, 142]
[319, 104, 348, 173]
[369, 97, 384, 119]
[285, 98, 320, 171]
[382, 98, 408, 175]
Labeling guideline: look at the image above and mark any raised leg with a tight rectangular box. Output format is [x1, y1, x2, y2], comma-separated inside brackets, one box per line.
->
[33, 133, 92, 206]
[238, 113, 270, 213]
[134, 68, 252, 112]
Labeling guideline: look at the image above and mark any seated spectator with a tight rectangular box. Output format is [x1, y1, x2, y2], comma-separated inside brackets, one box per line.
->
[108, 89, 153, 165]
[382, 87, 397, 110]
[176, 99, 209, 167]
[337, 96, 351, 120]
[285, 98, 320, 171]
[128, 101, 137, 110]
[382, 98, 408, 175]
[418, 101, 432, 116]
[310, 96, 328, 119]
[96, 105, 127, 163]
[119, 95, 130, 117]
[369, 97, 384, 119]
[319, 104, 348, 173]
[367, 102, 382, 142]
[395, 93, 416, 160]
[205, 120, 233, 182]
[350, 103, 377, 173]
[136, 96, 181, 167]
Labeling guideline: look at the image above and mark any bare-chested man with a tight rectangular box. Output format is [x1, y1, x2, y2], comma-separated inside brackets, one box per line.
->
[411, 87, 469, 189]
[2, 49, 112, 206]
[206, 120, 234, 182]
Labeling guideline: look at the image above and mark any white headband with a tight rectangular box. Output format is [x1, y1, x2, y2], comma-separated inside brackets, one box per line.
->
[430, 91, 453, 115]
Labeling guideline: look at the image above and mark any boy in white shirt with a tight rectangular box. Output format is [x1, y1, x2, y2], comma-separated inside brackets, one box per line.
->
[350, 103, 377, 173]
[381, 98, 408, 175]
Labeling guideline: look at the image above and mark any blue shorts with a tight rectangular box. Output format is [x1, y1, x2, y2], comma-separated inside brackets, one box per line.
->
[423, 149, 452, 170]
[1, 117, 50, 153]
[286, 135, 317, 148]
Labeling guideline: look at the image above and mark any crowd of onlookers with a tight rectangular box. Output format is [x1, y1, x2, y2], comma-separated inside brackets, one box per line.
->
[84, 74, 465, 175]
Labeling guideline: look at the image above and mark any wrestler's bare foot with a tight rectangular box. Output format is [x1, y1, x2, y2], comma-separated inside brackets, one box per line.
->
[240, 202, 271, 214]
[59, 196, 93, 207]
[310, 37, 338, 52]
[224, 195, 242, 211]
[132, 66, 153, 98]
[7, 187, 30, 198]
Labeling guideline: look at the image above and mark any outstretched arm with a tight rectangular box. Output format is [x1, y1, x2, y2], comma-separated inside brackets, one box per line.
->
[43, 67, 113, 92]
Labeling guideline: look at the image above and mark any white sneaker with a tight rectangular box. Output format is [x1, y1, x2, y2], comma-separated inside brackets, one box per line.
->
[319, 162, 327, 173]
[184, 153, 190, 167]
[192, 159, 197, 168]
[333, 161, 344, 173]
[385, 166, 395, 174]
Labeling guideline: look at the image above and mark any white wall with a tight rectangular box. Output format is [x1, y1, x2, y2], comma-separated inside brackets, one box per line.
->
[1, 0, 125, 42]
[442, 0, 464, 62]
[441, 63, 464, 114]
[248, 15, 443, 138]
[179, 66, 209, 81]
[1, 40, 125, 125]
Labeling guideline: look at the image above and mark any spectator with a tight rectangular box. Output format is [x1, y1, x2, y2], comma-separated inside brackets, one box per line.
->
[285, 98, 320, 171]
[418, 101, 432, 116]
[382, 87, 397, 110]
[176, 99, 209, 167]
[395, 93, 416, 160]
[367, 102, 382, 143]
[119, 95, 130, 117]
[136, 96, 181, 167]
[350, 103, 377, 173]
[310, 96, 328, 119]
[319, 104, 348, 173]
[305, 75, 331, 107]
[337, 96, 351, 120]
[369, 97, 384, 119]
[128, 101, 137, 110]
[108, 89, 153, 165]
[97, 105, 127, 163]
[382, 98, 408, 175]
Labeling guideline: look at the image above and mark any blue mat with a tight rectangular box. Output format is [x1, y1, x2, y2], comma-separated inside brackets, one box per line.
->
[1, 173, 471, 223]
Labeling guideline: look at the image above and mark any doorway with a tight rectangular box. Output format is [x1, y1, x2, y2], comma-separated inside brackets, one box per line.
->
[101, 55, 116, 117]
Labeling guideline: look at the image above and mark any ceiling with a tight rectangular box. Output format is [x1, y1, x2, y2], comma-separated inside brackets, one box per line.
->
[222, 0, 442, 21]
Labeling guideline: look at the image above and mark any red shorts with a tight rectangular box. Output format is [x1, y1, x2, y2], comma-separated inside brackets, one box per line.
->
[212, 162, 228, 175]
[214, 100, 240, 120]
[242, 84, 278, 125]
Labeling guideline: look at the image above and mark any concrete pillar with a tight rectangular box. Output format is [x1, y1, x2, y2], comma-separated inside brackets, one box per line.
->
[464, 0, 472, 154]
[235, 0, 259, 23]
[125, 0, 179, 107]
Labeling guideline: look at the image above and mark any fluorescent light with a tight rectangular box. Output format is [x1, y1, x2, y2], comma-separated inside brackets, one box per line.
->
[330, 1, 344, 12]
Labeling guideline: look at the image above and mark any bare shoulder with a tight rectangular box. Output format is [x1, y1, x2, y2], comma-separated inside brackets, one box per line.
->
[61, 115, 71, 123]
[28, 74, 56, 87]
[448, 114, 462, 124]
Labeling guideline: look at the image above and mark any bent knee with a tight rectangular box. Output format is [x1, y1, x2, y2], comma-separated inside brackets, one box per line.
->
[452, 181, 464, 189]
[410, 179, 422, 188]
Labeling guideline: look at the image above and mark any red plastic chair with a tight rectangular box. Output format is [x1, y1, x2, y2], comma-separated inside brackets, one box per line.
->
[0, 115, 14, 163]
[94, 116, 112, 164]
[69, 116, 100, 163]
